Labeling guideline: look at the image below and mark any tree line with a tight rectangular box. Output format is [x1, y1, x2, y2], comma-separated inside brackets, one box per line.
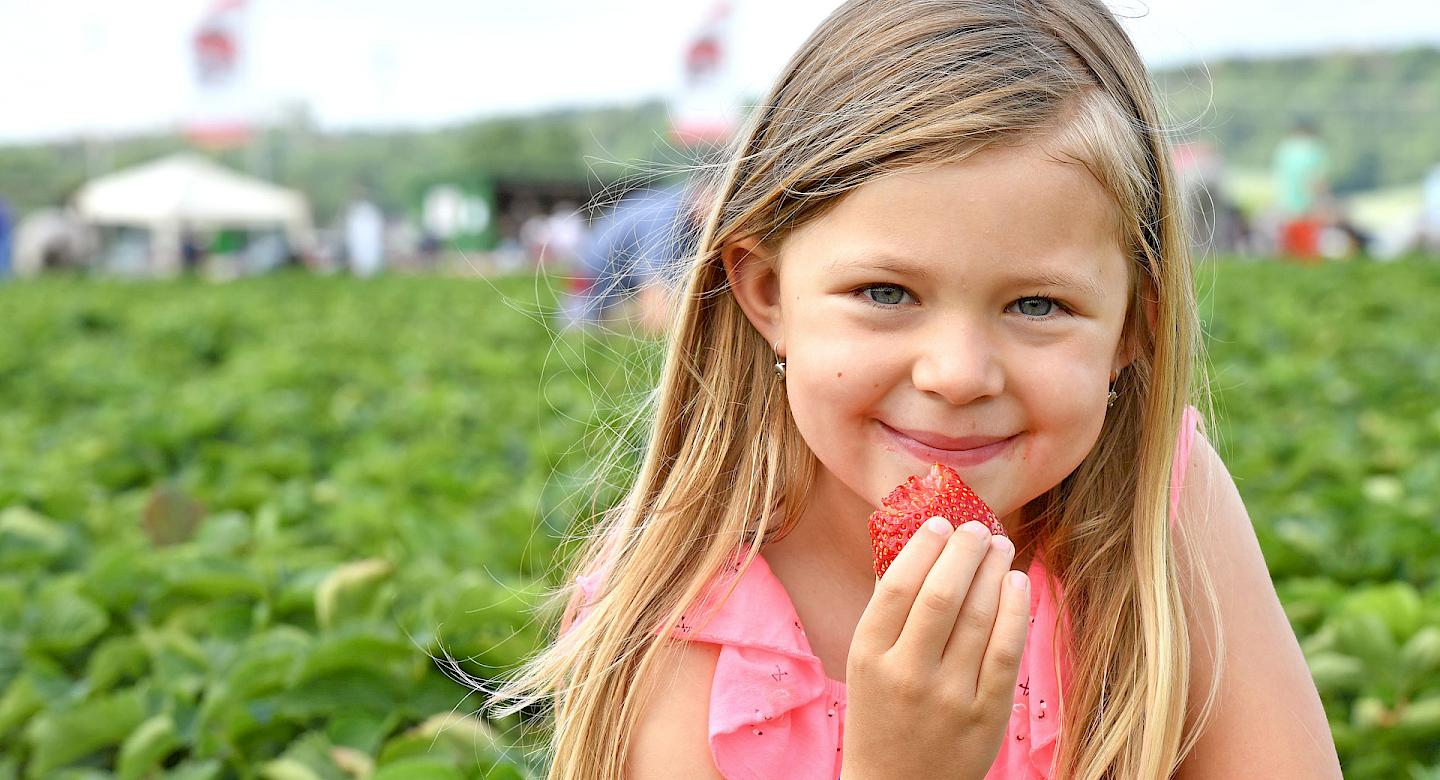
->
[1, 46, 1436, 222]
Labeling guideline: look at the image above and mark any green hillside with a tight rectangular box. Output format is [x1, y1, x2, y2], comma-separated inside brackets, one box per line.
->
[1155, 46, 1440, 192]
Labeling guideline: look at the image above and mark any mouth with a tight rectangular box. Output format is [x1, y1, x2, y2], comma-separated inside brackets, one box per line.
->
[877, 420, 1018, 468]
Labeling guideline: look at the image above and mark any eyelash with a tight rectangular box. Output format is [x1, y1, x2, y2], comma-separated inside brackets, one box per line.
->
[854, 284, 1070, 319]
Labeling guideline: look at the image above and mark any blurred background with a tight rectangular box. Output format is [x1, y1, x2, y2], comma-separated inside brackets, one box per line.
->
[0, 1, 1437, 778]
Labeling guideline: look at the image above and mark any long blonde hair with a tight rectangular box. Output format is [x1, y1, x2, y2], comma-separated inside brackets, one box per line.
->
[486, 1, 1221, 776]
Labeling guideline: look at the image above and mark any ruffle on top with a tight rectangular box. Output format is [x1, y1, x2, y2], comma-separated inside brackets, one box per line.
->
[673, 551, 1067, 780]
[568, 406, 1202, 779]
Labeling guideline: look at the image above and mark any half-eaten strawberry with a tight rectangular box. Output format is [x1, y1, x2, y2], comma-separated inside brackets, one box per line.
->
[867, 463, 1005, 578]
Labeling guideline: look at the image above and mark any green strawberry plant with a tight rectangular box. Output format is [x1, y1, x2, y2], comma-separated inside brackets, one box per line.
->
[0, 259, 1436, 778]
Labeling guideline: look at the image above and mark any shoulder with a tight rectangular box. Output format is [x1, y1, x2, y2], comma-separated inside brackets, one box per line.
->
[627, 639, 726, 780]
[1171, 431, 1342, 778]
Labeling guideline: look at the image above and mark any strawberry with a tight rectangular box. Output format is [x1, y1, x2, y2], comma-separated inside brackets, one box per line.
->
[867, 463, 1005, 578]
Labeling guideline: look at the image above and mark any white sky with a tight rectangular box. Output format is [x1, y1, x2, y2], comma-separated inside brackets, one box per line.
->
[0, 0, 1437, 144]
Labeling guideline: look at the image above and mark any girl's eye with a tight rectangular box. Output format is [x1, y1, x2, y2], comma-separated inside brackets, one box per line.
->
[862, 285, 910, 306]
[1011, 296, 1060, 317]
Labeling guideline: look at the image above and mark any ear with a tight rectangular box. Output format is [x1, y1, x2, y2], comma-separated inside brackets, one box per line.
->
[1112, 284, 1159, 376]
[721, 236, 785, 351]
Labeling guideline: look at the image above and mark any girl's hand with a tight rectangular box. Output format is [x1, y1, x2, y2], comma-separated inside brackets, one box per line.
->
[840, 516, 1031, 780]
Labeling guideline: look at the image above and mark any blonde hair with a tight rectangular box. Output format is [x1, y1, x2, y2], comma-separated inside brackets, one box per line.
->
[485, 0, 1222, 777]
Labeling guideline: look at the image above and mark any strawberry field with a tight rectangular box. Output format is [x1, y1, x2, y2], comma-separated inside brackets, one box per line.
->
[1, 260, 1438, 779]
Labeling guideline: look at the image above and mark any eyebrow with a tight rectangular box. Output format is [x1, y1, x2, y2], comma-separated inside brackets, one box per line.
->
[1007, 268, 1108, 298]
[827, 255, 1109, 298]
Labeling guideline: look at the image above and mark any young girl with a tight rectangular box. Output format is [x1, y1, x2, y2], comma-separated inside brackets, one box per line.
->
[487, 0, 1341, 777]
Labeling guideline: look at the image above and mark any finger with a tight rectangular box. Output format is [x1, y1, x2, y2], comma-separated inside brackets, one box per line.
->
[942, 533, 1015, 682]
[890, 520, 993, 663]
[976, 568, 1032, 706]
[854, 516, 954, 653]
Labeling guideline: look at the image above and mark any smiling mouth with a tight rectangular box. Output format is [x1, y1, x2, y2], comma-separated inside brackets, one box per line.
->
[877, 421, 1018, 467]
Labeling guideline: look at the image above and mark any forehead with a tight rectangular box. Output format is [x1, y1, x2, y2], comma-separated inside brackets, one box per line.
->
[781, 141, 1130, 292]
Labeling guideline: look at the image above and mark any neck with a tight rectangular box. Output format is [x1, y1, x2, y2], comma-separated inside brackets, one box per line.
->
[766, 467, 877, 590]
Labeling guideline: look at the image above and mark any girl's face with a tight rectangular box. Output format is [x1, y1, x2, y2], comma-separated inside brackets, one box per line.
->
[746, 142, 1137, 528]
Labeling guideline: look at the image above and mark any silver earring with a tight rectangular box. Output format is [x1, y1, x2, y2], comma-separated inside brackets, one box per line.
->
[1106, 379, 1118, 408]
[773, 341, 786, 380]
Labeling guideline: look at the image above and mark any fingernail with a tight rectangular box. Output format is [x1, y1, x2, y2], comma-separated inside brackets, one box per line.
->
[924, 516, 952, 535]
[1008, 571, 1030, 591]
[962, 521, 988, 538]
[989, 534, 1013, 554]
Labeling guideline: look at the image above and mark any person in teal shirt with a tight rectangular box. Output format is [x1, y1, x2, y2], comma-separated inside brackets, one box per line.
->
[1272, 119, 1329, 258]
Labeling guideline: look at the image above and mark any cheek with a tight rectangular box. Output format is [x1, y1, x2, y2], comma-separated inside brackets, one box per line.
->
[1011, 343, 1113, 447]
[787, 361, 876, 431]
[784, 340, 892, 452]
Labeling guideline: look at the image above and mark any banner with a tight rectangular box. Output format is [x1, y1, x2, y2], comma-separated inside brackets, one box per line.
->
[670, 2, 740, 148]
[185, 0, 254, 148]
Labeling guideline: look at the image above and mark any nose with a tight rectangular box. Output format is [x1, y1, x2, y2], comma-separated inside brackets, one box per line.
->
[909, 323, 1004, 405]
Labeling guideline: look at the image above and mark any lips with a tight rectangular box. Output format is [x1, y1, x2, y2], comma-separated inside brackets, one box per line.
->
[878, 421, 1017, 468]
[882, 423, 1012, 452]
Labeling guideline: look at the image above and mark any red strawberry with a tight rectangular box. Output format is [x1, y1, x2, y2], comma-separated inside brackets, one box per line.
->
[868, 463, 1005, 578]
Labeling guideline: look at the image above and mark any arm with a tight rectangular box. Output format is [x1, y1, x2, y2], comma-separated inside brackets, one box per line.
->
[1173, 433, 1342, 779]
[626, 640, 727, 779]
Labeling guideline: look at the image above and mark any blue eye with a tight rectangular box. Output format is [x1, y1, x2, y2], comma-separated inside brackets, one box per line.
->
[1012, 297, 1059, 317]
[862, 285, 909, 306]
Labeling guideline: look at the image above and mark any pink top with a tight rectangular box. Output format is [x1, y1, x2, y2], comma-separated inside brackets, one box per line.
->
[570, 406, 1203, 779]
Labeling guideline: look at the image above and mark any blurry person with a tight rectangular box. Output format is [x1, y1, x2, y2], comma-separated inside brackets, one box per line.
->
[344, 192, 385, 278]
[542, 201, 587, 271]
[562, 182, 703, 332]
[1272, 118, 1330, 262]
[181, 226, 207, 273]
[1173, 142, 1249, 258]
[418, 228, 442, 269]
[1422, 163, 1440, 255]
[13, 207, 96, 277]
[0, 197, 12, 277]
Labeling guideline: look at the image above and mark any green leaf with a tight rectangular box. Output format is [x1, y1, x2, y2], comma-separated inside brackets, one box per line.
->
[296, 632, 415, 683]
[1397, 694, 1440, 740]
[162, 557, 267, 601]
[263, 731, 350, 780]
[1400, 626, 1440, 678]
[161, 760, 222, 780]
[44, 771, 114, 780]
[0, 506, 70, 570]
[26, 585, 109, 655]
[0, 665, 70, 739]
[1341, 582, 1424, 642]
[23, 686, 145, 777]
[1331, 611, 1399, 669]
[1305, 652, 1366, 695]
[326, 710, 399, 753]
[116, 715, 180, 780]
[258, 760, 324, 780]
[370, 758, 463, 780]
[136, 627, 211, 701]
[86, 636, 150, 694]
[314, 559, 392, 631]
[80, 543, 159, 615]
[275, 669, 402, 719]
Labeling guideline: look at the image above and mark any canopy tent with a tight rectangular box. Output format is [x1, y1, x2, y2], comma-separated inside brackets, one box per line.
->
[73, 153, 311, 274]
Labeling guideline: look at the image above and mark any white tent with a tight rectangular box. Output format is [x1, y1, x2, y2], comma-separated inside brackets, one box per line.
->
[73, 153, 312, 274]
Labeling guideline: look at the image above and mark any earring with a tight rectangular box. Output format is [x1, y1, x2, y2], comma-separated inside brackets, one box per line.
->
[1106, 377, 1118, 408]
[773, 341, 786, 381]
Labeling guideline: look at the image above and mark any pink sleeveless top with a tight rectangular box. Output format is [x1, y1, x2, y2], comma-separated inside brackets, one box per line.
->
[570, 407, 1202, 779]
